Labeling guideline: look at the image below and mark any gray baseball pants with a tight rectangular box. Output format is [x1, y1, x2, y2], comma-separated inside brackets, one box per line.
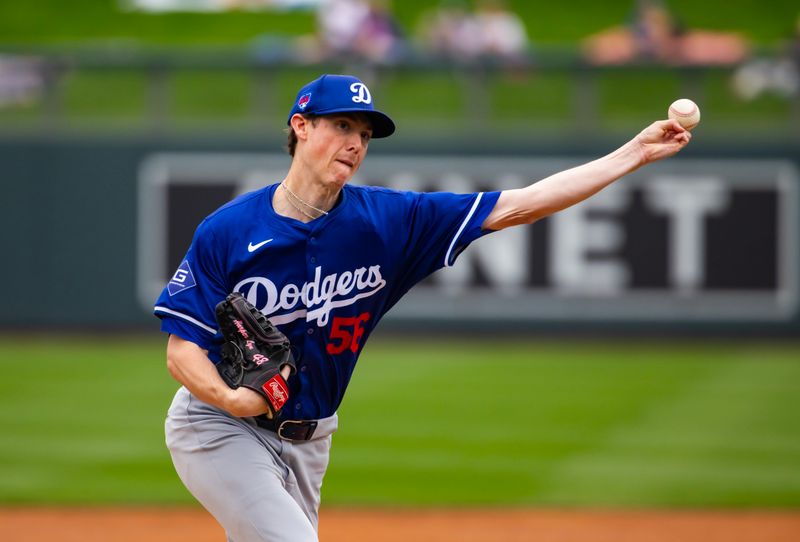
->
[165, 386, 338, 542]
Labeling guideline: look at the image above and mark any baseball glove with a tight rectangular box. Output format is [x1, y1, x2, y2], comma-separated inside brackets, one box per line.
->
[215, 292, 296, 419]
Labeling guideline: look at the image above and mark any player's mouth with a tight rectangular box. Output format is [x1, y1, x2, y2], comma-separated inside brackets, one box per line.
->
[335, 158, 356, 169]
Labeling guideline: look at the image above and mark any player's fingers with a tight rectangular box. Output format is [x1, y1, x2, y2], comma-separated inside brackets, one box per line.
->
[665, 123, 691, 143]
[637, 119, 690, 156]
[663, 118, 687, 134]
[668, 119, 689, 134]
[641, 119, 682, 143]
[652, 119, 686, 142]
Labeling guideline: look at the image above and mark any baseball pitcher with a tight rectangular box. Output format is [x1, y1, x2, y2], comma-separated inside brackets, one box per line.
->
[155, 74, 691, 541]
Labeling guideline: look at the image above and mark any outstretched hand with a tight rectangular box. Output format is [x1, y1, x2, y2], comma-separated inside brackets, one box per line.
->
[634, 119, 692, 164]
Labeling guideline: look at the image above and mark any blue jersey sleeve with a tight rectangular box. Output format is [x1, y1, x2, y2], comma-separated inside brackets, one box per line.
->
[396, 189, 501, 288]
[153, 218, 228, 352]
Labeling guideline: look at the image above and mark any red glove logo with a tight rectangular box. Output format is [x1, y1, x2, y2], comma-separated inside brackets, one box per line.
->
[262, 375, 289, 412]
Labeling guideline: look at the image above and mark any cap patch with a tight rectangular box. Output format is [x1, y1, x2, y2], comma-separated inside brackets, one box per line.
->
[298, 93, 311, 110]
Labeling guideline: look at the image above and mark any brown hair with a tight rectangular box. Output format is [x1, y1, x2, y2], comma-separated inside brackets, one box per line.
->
[285, 114, 319, 157]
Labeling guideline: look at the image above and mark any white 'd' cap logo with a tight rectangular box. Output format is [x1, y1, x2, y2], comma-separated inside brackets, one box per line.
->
[350, 82, 372, 104]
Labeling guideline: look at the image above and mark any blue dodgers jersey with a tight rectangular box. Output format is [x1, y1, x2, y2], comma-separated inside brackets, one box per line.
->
[154, 183, 500, 420]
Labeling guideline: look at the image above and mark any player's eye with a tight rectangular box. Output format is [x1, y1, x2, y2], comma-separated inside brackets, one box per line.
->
[361, 131, 371, 143]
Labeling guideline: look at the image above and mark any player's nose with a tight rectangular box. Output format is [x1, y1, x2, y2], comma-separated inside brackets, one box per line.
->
[345, 133, 366, 153]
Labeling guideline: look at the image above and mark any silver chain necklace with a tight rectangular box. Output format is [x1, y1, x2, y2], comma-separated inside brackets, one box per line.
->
[281, 181, 330, 220]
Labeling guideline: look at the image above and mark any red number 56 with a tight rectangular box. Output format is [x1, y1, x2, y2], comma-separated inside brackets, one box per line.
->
[326, 313, 371, 355]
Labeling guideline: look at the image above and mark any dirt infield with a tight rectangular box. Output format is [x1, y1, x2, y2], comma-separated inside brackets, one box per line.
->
[1, 507, 799, 542]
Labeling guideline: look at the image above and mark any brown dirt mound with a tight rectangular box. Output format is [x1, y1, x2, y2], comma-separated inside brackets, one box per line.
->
[1, 507, 798, 541]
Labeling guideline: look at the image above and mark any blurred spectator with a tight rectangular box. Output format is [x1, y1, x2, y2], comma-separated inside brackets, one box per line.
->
[350, 0, 407, 63]
[418, 0, 482, 60]
[732, 14, 800, 100]
[418, 0, 529, 64]
[317, 0, 370, 54]
[582, 0, 748, 66]
[300, 0, 405, 63]
[0, 56, 43, 108]
[474, 0, 529, 63]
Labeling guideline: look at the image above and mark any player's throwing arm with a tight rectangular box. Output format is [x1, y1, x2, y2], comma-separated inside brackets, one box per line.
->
[483, 117, 692, 231]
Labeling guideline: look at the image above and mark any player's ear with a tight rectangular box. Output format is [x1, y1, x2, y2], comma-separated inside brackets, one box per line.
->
[290, 114, 311, 142]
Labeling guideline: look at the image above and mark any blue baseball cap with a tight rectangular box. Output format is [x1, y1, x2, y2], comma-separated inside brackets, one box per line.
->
[287, 74, 396, 138]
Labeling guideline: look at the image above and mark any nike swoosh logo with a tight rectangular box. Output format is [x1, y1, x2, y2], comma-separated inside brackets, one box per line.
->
[247, 239, 273, 253]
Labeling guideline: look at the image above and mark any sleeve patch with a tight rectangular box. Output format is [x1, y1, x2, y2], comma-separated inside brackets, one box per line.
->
[167, 259, 197, 296]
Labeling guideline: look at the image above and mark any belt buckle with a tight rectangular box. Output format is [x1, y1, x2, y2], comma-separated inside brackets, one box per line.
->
[277, 420, 318, 441]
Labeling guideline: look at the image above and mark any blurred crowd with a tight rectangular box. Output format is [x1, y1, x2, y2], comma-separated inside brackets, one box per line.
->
[289, 0, 799, 102]
[413, 0, 528, 64]
[581, 0, 748, 66]
[2, 0, 799, 108]
[731, 14, 800, 101]
[580, 0, 798, 102]
[294, 0, 529, 65]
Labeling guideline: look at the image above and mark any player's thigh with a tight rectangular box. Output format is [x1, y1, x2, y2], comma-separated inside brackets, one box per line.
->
[283, 433, 333, 528]
[166, 390, 317, 541]
[176, 430, 317, 542]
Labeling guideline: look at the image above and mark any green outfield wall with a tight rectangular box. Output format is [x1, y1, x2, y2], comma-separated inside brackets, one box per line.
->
[2, 135, 799, 335]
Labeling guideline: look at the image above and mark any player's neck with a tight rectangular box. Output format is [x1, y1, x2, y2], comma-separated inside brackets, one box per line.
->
[275, 174, 340, 223]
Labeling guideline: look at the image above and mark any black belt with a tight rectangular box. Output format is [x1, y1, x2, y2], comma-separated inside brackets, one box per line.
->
[255, 416, 318, 441]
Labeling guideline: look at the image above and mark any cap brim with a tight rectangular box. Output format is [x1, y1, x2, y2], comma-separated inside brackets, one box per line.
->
[363, 111, 395, 139]
[311, 108, 396, 138]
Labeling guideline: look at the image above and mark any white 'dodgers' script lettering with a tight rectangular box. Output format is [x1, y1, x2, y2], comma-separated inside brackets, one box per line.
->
[234, 265, 386, 326]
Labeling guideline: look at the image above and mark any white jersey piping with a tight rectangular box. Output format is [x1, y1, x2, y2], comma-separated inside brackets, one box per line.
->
[444, 192, 483, 268]
[154, 306, 217, 334]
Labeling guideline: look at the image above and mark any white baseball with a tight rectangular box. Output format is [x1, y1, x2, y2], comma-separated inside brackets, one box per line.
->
[668, 98, 701, 130]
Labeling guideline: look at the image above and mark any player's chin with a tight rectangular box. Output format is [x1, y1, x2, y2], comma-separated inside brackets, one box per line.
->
[331, 163, 359, 184]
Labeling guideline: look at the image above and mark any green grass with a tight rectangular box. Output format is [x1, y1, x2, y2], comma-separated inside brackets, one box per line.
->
[0, 336, 799, 507]
[0, 337, 186, 503]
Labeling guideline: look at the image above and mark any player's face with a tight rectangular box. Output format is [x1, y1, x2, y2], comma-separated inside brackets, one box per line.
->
[303, 114, 372, 187]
